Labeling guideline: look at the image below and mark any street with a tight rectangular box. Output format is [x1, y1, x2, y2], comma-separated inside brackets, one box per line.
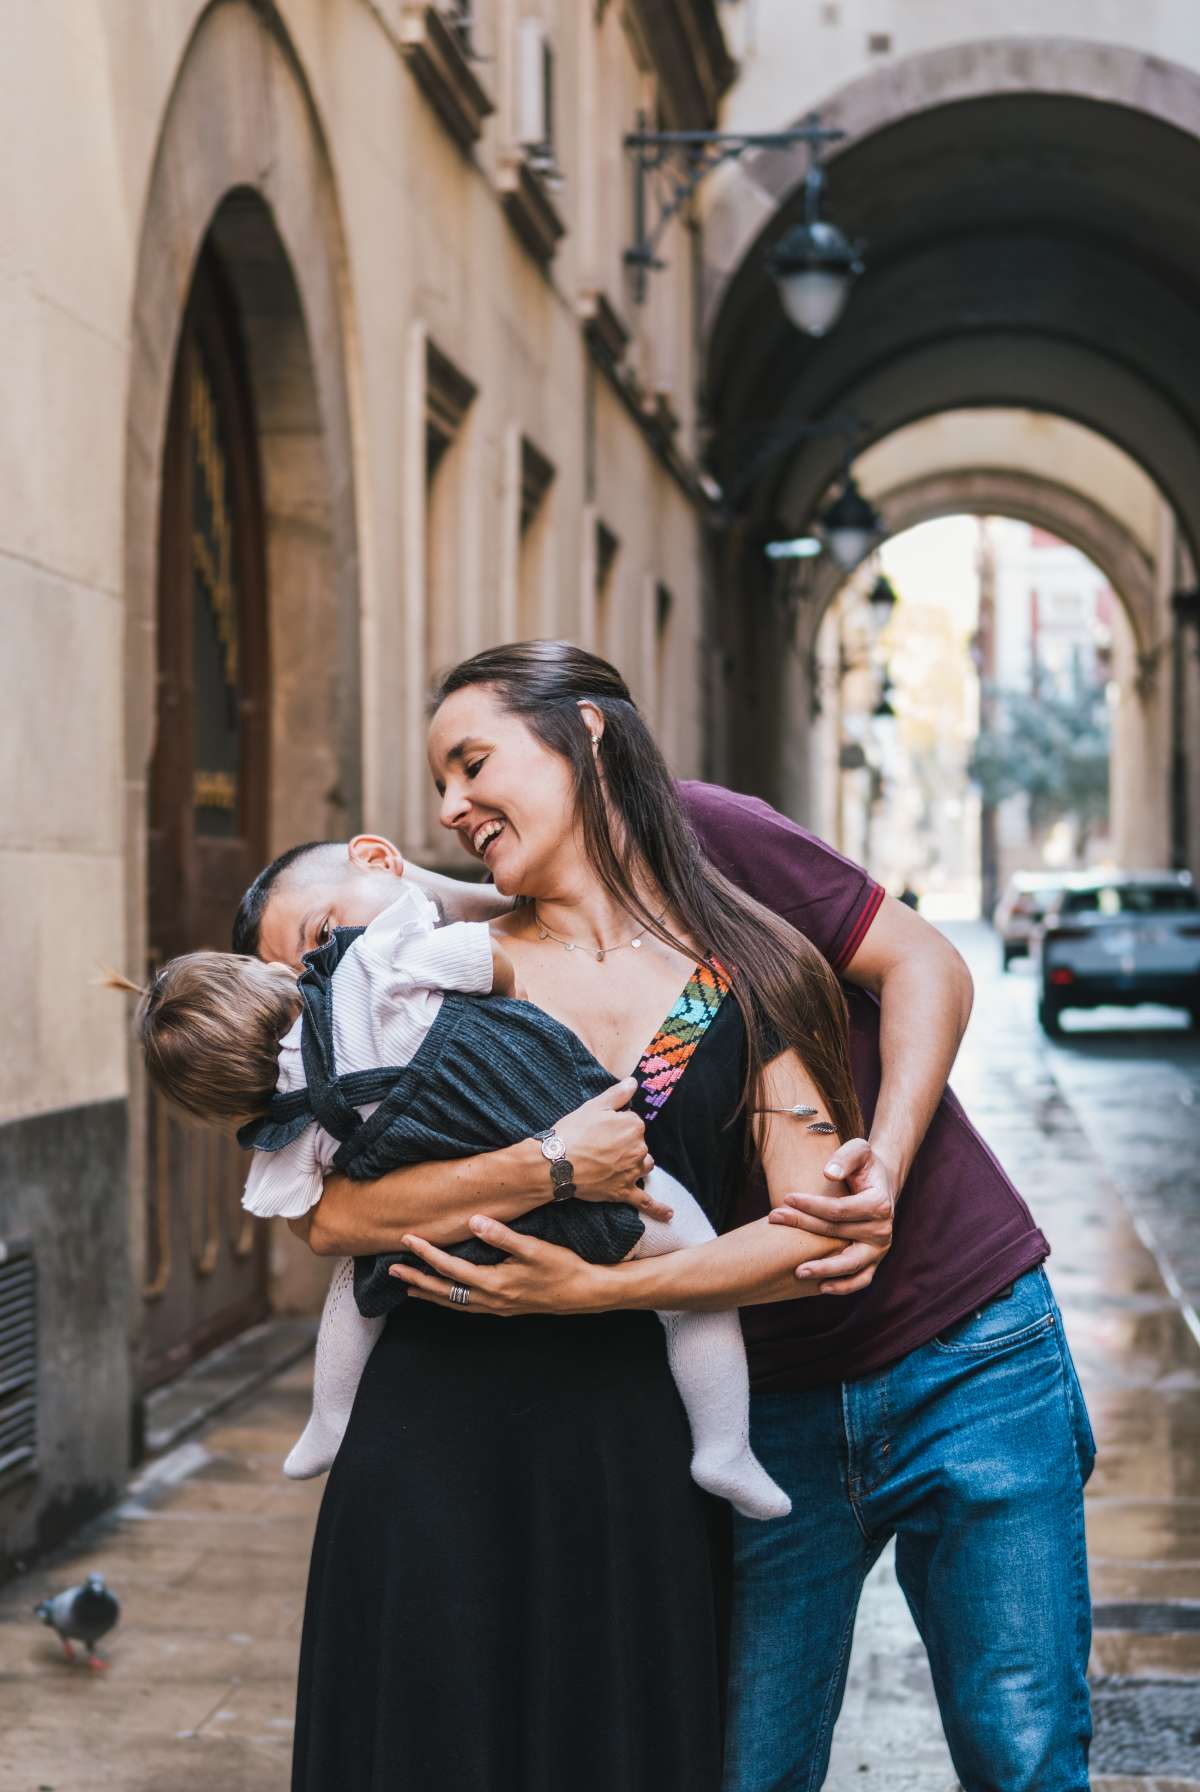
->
[825, 922, 1200, 1790]
[1, 921, 1197, 1791]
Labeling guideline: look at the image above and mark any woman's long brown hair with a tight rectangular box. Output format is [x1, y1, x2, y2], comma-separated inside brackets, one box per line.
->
[431, 641, 864, 1153]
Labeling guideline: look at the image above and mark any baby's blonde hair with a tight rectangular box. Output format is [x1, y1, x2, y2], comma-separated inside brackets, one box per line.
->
[107, 953, 300, 1126]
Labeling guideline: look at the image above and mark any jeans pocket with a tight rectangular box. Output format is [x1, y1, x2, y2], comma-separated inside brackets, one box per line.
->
[1055, 1324, 1098, 1485]
[931, 1269, 1056, 1355]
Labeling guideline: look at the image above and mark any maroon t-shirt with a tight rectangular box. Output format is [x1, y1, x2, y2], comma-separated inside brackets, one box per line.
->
[678, 780, 1050, 1392]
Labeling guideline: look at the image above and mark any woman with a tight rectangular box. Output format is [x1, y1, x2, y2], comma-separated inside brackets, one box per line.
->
[289, 642, 863, 1790]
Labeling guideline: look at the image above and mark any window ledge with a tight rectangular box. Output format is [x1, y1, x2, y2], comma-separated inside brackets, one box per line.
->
[498, 150, 566, 265]
[577, 288, 631, 365]
[642, 387, 681, 442]
[398, 3, 495, 150]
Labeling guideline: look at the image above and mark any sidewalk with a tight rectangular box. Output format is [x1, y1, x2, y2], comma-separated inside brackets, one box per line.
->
[1, 927, 1198, 1789]
[0, 1361, 321, 1791]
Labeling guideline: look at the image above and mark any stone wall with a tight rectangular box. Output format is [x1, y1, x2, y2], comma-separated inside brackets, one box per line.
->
[0, 0, 725, 1573]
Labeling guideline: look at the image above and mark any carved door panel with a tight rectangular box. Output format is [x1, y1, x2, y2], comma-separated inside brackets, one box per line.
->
[142, 249, 271, 1392]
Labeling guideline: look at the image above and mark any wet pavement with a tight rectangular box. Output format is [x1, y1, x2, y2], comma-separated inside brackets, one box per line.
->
[0, 1364, 323, 1791]
[825, 922, 1200, 1791]
[1, 920, 1197, 1790]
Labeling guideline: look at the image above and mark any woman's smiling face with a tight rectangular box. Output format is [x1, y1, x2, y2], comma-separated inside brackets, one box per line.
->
[427, 683, 589, 896]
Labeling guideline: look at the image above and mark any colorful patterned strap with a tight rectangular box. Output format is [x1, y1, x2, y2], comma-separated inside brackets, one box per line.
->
[635, 958, 733, 1124]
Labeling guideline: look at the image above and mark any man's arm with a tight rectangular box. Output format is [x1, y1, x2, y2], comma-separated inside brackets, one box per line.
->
[403, 858, 512, 924]
[771, 893, 973, 1292]
[845, 891, 972, 1183]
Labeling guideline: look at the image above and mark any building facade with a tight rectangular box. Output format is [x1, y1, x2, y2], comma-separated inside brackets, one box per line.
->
[0, 0, 730, 1575]
[9, 0, 1200, 1580]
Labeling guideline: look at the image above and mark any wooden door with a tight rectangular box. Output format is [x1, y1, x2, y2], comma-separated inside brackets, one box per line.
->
[141, 248, 271, 1392]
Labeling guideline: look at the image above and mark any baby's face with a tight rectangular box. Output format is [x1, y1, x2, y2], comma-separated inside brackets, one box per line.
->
[255, 864, 401, 969]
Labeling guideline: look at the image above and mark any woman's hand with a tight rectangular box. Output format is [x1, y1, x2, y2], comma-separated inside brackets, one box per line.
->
[767, 1135, 897, 1295]
[554, 1082, 672, 1221]
[390, 1219, 605, 1316]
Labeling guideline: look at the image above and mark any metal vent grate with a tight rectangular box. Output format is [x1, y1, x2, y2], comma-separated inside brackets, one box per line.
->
[0, 1243, 37, 1479]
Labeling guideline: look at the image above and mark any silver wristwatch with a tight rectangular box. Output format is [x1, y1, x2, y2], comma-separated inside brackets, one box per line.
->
[535, 1128, 576, 1201]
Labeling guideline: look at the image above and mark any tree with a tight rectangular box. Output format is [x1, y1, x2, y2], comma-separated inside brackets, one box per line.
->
[968, 682, 1110, 858]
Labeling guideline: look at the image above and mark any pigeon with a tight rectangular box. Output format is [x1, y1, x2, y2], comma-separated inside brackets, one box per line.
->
[34, 1573, 120, 1669]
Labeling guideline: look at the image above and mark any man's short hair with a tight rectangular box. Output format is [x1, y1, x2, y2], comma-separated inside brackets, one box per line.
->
[232, 841, 341, 957]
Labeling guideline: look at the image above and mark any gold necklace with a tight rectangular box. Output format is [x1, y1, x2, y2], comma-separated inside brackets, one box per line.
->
[530, 903, 668, 964]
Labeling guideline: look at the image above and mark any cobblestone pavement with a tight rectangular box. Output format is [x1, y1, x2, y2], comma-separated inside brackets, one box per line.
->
[1, 920, 1197, 1790]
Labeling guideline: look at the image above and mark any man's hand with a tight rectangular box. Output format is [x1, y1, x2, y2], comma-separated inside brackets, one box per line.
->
[767, 1136, 898, 1296]
[555, 1082, 673, 1222]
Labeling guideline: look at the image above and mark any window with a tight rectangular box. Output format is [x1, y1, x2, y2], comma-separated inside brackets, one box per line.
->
[517, 16, 556, 174]
[424, 341, 477, 680]
[654, 580, 674, 733]
[1063, 884, 1199, 916]
[444, 0, 477, 57]
[594, 521, 619, 657]
[516, 436, 555, 636]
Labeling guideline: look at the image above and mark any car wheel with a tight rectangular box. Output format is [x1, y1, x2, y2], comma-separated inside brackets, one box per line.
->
[1038, 995, 1064, 1038]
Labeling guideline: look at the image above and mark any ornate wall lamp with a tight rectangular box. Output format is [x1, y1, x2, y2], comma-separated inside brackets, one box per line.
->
[625, 112, 863, 334]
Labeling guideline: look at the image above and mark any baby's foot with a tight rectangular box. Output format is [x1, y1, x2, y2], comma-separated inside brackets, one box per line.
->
[691, 1448, 791, 1521]
[282, 1415, 347, 1480]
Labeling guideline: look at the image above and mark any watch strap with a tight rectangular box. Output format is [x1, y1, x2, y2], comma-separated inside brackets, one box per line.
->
[534, 1130, 576, 1201]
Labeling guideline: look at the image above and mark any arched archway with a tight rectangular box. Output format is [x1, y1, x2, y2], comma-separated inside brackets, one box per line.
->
[801, 467, 1156, 648]
[124, 0, 364, 1382]
[765, 435, 1171, 871]
[705, 33, 1200, 351]
[701, 42, 1200, 870]
[809, 510, 1121, 915]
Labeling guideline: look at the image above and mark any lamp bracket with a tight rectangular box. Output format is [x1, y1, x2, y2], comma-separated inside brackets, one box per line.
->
[624, 113, 844, 303]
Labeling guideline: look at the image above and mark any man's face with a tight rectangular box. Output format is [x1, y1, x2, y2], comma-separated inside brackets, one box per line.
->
[255, 846, 404, 968]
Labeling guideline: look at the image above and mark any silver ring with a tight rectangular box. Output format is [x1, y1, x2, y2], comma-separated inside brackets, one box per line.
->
[449, 1283, 471, 1307]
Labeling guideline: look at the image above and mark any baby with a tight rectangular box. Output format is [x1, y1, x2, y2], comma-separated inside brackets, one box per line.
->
[123, 882, 790, 1521]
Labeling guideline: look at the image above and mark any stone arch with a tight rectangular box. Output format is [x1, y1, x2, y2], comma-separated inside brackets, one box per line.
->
[123, 0, 364, 1317]
[787, 466, 1170, 868]
[801, 468, 1156, 651]
[703, 36, 1200, 333]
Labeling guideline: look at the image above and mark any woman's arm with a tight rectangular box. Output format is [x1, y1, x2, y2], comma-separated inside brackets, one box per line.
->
[296, 1080, 668, 1256]
[391, 1049, 852, 1313]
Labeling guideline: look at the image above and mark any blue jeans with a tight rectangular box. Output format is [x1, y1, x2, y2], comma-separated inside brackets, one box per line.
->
[723, 1269, 1095, 1792]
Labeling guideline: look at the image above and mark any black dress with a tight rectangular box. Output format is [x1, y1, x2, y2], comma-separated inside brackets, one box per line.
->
[291, 962, 750, 1792]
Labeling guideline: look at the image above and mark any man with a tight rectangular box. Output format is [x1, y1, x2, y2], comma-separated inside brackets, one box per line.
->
[236, 782, 1094, 1791]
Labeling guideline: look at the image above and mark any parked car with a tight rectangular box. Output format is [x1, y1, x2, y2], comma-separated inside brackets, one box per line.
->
[1036, 870, 1200, 1035]
[994, 872, 1077, 969]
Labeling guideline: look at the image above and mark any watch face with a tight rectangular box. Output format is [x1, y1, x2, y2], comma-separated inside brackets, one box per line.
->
[541, 1134, 566, 1162]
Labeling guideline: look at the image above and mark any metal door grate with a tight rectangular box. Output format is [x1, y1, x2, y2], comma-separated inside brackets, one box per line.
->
[0, 1242, 37, 1479]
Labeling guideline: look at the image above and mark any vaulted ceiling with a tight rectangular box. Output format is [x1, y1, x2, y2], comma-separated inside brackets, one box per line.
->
[706, 92, 1200, 550]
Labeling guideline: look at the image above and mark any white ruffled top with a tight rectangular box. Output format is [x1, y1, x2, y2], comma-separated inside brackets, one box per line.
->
[241, 882, 495, 1219]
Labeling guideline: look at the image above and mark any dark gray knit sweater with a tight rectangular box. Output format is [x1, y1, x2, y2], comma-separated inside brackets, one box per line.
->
[239, 926, 644, 1318]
